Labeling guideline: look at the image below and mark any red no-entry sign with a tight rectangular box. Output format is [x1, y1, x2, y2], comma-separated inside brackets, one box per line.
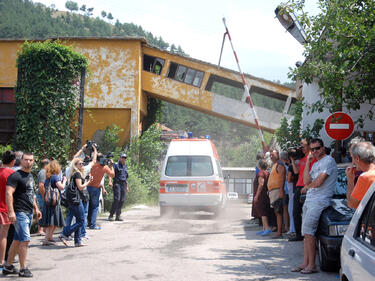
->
[325, 112, 354, 140]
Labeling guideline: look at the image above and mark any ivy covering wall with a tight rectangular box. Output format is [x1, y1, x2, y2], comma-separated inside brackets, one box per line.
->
[15, 40, 88, 164]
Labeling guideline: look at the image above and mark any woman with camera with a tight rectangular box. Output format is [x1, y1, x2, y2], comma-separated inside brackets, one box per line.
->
[40, 160, 66, 246]
[59, 158, 93, 247]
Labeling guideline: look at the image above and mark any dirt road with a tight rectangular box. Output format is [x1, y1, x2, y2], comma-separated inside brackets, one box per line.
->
[7, 203, 339, 281]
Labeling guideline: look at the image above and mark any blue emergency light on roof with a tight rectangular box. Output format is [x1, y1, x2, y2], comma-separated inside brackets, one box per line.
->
[205, 135, 210, 139]
[188, 132, 193, 138]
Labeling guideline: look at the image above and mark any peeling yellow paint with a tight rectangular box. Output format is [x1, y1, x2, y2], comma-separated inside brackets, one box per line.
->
[0, 38, 295, 145]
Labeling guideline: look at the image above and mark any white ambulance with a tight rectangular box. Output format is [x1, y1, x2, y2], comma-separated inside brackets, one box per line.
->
[159, 137, 227, 216]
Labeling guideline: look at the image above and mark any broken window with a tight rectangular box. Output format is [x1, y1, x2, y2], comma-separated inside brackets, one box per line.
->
[167, 62, 204, 87]
[143, 55, 165, 75]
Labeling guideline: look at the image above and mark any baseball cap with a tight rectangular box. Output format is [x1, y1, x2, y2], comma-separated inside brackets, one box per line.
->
[120, 153, 127, 158]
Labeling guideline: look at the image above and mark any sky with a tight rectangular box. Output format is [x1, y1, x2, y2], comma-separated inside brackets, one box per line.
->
[35, 0, 319, 83]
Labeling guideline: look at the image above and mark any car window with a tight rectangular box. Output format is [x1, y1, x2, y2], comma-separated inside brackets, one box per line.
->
[165, 156, 213, 177]
[191, 156, 213, 176]
[335, 168, 347, 196]
[166, 156, 189, 176]
[355, 193, 375, 248]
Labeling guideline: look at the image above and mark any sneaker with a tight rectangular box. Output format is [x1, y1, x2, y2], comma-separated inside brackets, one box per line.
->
[59, 234, 69, 247]
[115, 217, 124, 221]
[3, 264, 19, 275]
[256, 230, 265, 235]
[19, 267, 33, 278]
[261, 229, 272, 236]
[81, 236, 89, 241]
[75, 242, 88, 247]
[89, 226, 101, 230]
[108, 216, 114, 221]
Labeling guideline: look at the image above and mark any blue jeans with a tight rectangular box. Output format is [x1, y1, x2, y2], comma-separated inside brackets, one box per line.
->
[62, 202, 84, 244]
[82, 200, 89, 236]
[13, 212, 32, 242]
[87, 186, 100, 228]
[64, 201, 88, 237]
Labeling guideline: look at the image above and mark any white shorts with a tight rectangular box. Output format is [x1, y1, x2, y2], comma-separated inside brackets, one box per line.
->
[301, 201, 329, 236]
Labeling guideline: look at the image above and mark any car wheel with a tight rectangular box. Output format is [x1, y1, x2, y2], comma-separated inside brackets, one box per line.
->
[317, 238, 339, 272]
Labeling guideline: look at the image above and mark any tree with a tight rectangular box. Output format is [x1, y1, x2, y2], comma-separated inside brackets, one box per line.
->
[86, 7, 94, 17]
[80, 4, 86, 13]
[101, 11, 107, 18]
[275, 100, 323, 150]
[281, 0, 375, 125]
[107, 13, 114, 21]
[65, 1, 78, 12]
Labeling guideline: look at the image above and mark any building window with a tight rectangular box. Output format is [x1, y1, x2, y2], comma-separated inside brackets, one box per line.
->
[167, 62, 204, 87]
[143, 55, 165, 75]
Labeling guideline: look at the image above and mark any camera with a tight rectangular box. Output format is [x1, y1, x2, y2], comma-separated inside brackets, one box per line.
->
[288, 146, 304, 160]
[99, 152, 114, 166]
[83, 140, 99, 164]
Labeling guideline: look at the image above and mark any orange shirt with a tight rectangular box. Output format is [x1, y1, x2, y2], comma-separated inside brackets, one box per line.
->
[89, 163, 114, 188]
[268, 162, 285, 191]
[351, 170, 375, 202]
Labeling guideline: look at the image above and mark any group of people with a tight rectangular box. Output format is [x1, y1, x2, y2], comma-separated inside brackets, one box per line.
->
[0, 145, 130, 277]
[252, 136, 375, 274]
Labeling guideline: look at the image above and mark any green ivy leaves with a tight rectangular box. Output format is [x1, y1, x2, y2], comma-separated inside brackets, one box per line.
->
[15, 40, 88, 166]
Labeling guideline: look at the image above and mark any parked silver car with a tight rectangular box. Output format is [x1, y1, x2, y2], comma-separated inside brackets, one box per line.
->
[340, 182, 375, 281]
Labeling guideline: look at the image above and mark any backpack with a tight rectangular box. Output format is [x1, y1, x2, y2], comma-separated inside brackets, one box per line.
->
[44, 178, 60, 207]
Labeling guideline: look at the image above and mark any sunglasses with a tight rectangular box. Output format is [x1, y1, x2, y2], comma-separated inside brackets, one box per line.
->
[311, 146, 321, 152]
[76, 162, 84, 166]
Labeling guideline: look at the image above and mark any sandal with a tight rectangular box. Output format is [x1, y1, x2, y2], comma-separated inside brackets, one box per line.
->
[300, 268, 318, 274]
[291, 266, 304, 272]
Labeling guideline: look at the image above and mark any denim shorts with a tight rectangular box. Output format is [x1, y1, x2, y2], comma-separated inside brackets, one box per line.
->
[13, 212, 32, 242]
[301, 201, 329, 236]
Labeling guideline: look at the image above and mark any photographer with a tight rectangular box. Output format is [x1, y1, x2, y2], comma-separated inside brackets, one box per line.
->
[108, 153, 129, 222]
[87, 153, 114, 230]
[289, 139, 316, 242]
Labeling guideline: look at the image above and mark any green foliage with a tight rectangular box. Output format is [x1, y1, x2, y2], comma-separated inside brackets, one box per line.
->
[0, 144, 12, 155]
[0, 0, 185, 54]
[15, 40, 88, 166]
[127, 124, 166, 202]
[102, 124, 165, 209]
[282, 0, 375, 125]
[99, 124, 124, 154]
[275, 100, 323, 149]
[65, 1, 78, 12]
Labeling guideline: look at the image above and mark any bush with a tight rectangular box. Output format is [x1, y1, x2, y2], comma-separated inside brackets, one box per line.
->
[102, 124, 166, 211]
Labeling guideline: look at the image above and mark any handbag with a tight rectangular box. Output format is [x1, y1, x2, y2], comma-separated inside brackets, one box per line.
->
[67, 176, 81, 206]
[44, 178, 60, 207]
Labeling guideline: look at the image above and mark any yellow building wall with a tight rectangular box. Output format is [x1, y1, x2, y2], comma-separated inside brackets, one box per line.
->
[82, 108, 131, 145]
[0, 40, 23, 87]
[0, 39, 144, 145]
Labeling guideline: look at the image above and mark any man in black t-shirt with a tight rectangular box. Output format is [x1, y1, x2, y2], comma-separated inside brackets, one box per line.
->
[3, 152, 41, 278]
